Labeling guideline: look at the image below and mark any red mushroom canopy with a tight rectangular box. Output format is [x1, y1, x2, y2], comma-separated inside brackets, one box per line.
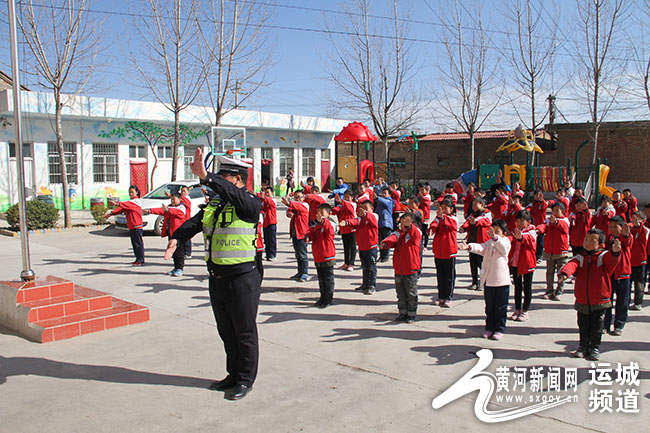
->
[334, 121, 378, 142]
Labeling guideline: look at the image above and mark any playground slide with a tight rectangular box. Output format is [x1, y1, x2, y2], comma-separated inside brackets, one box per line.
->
[599, 164, 615, 198]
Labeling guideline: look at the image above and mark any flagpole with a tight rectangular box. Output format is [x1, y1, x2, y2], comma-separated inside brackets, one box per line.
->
[8, 0, 35, 282]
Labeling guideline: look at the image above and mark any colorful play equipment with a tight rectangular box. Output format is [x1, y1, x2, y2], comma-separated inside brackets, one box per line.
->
[598, 164, 615, 198]
[334, 121, 378, 185]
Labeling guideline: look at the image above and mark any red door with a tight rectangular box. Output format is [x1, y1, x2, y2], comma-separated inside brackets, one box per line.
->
[321, 159, 331, 192]
[130, 161, 148, 194]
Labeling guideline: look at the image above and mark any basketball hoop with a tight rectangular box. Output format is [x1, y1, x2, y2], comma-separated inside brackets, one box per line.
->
[226, 148, 243, 159]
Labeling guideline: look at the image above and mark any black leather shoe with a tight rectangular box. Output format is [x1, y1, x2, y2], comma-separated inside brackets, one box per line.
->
[394, 314, 407, 322]
[225, 384, 252, 400]
[313, 299, 324, 307]
[208, 376, 236, 391]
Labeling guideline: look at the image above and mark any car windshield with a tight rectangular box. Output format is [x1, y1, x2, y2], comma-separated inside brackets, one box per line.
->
[144, 184, 183, 199]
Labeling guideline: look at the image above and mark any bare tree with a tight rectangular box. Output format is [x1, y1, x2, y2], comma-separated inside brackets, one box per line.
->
[574, 0, 628, 165]
[505, 0, 558, 136]
[325, 0, 420, 162]
[640, 0, 650, 113]
[435, 0, 501, 169]
[195, 0, 272, 128]
[18, 0, 101, 228]
[131, 0, 205, 182]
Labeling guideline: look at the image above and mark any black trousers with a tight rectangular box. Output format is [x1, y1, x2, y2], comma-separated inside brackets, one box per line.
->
[129, 228, 145, 263]
[341, 232, 357, 266]
[208, 268, 261, 386]
[171, 235, 185, 270]
[255, 251, 264, 283]
[359, 248, 378, 288]
[604, 277, 631, 330]
[577, 309, 606, 350]
[292, 236, 308, 276]
[378, 228, 392, 261]
[263, 224, 277, 259]
[484, 285, 509, 333]
[511, 267, 533, 311]
[631, 265, 645, 306]
[316, 264, 335, 304]
[185, 239, 192, 256]
[435, 257, 456, 301]
[469, 253, 483, 286]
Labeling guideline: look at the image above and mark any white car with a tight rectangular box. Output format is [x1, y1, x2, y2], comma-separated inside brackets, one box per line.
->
[114, 180, 215, 235]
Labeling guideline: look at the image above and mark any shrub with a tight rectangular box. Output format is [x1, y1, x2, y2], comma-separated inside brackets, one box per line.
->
[6, 200, 59, 230]
[91, 205, 109, 224]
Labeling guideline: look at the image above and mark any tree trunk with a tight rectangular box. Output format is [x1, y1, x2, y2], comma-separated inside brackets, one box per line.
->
[55, 90, 71, 228]
[470, 133, 476, 170]
[150, 149, 159, 191]
[171, 109, 180, 181]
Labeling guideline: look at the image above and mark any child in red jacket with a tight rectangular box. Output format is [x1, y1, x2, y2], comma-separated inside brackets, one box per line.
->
[503, 195, 523, 233]
[305, 203, 337, 308]
[430, 197, 459, 307]
[487, 185, 508, 221]
[592, 195, 615, 236]
[282, 190, 310, 282]
[569, 197, 592, 256]
[611, 190, 628, 220]
[526, 190, 549, 261]
[460, 197, 492, 290]
[332, 189, 357, 271]
[536, 202, 571, 300]
[462, 183, 476, 219]
[508, 210, 537, 322]
[340, 199, 378, 294]
[644, 204, 650, 294]
[604, 216, 633, 335]
[105, 185, 145, 265]
[380, 212, 422, 323]
[260, 186, 277, 261]
[180, 186, 193, 258]
[630, 211, 649, 310]
[558, 229, 621, 361]
[623, 188, 638, 222]
[304, 185, 326, 226]
[146, 193, 187, 276]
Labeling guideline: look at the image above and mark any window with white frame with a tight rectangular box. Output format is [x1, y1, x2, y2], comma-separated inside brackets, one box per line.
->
[183, 144, 200, 179]
[157, 144, 173, 159]
[129, 144, 146, 159]
[301, 148, 315, 177]
[93, 143, 119, 183]
[8, 142, 33, 159]
[48, 142, 78, 184]
[261, 148, 273, 159]
[322, 149, 331, 160]
[279, 147, 293, 177]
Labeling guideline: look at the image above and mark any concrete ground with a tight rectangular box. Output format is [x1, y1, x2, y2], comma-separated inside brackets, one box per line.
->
[0, 208, 648, 432]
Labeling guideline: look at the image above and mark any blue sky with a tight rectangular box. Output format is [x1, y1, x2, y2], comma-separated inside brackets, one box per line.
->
[2, 0, 648, 133]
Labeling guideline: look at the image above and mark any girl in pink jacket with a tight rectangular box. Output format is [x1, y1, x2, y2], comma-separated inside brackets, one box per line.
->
[461, 219, 511, 340]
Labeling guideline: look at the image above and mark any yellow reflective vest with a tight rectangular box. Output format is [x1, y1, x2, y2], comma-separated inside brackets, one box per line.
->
[202, 199, 257, 265]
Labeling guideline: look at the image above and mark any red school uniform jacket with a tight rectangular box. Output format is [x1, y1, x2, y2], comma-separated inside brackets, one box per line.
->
[307, 218, 336, 264]
[391, 189, 401, 214]
[503, 202, 523, 232]
[418, 194, 432, 221]
[488, 195, 508, 221]
[630, 224, 649, 267]
[331, 200, 357, 235]
[559, 249, 620, 307]
[607, 233, 633, 279]
[592, 205, 615, 235]
[110, 198, 143, 230]
[345, 211, 379, 251]
[612, 200, 628, 219]
[569, 209, 592, 248]
[302, 184, 312, 195]
[357, 192, 372, 203]
[646, 220, 650, 257]
[261, 195, 277, 226]
[180, 195, 191, 220]
[287, 200, 310, 240]
[624, 196, 638, 222]
[526, 199, 548, 226]
[150, 203, 186, 238]
[437, 191, 458, 205]
[256, 215, 264, 252]
[382, 225, 422, 275]
[508, 225, 538, 275]
[461, 210, 492, 243]
[462, 192, 475, 217]
[537, 216, 570, 255]
[304, 193, 326, 222]
[429, 214, 459, 259]
[555, 196, 569, 212]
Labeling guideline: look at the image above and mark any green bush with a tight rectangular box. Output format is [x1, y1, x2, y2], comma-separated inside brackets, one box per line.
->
[6, 200, 60, 230]
[91, 205, 109, 224]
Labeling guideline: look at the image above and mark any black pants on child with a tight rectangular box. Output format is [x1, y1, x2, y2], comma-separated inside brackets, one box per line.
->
[435, 257, 456, 301]
[577, 309, 606, 351]
[255, 251, 264, 283]
[631, 265, 645, 306]
[263, 224, 277, 259]
[129, 228, 145, 263]
[484, 285, 509, 333]
[511, 267, 533, 311]
[172, 236, 185, 270]
[292, 236, 308, 276]
[185, 239, 192, 257]
[378, 228, 392, 261]
[341, 232, 357, 266]
[604, 277, 631, 330]
[316, 263, 335, 305]
[359, 248, 378, 289]
[469, 253, 483, 286]
[395, 273, 418, 318]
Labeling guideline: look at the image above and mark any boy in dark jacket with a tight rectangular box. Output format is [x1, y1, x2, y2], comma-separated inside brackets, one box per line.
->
[558, 229, 621, 361]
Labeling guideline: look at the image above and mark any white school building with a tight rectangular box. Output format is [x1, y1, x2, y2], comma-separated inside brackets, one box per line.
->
[0, 89, 349, 212]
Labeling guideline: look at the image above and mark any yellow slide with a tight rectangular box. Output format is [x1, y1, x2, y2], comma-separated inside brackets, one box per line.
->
[599, 164, 615, 198]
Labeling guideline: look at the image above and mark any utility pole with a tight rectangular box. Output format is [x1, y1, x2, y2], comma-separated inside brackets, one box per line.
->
[8, 0, 35, 281]
[232, 80, 242, 109]
[547, 94, 556, 125]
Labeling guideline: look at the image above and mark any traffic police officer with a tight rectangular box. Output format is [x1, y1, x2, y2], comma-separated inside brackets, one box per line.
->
[167, 150, 261, 401]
